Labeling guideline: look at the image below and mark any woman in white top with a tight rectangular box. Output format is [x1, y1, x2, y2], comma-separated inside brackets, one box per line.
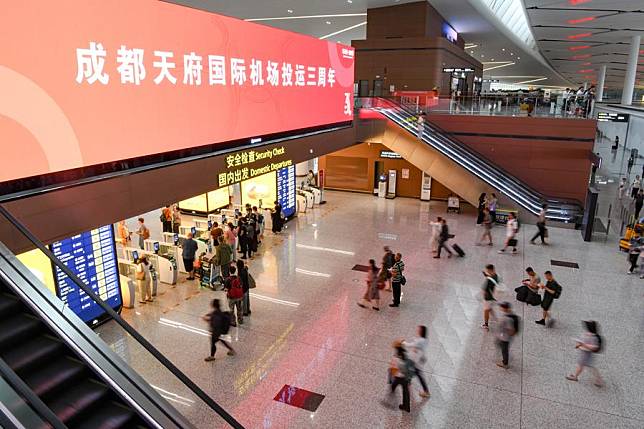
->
[404, 325, 430, 398]
[136, 256, 153, 304]
[499, 213, 518, 254]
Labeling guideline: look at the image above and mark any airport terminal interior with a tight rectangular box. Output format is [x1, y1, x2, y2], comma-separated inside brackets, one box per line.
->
[0, 1, 643, 429]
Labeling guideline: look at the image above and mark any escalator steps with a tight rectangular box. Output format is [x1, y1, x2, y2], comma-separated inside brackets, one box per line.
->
[0, 313, 42, 348]
[47, 379, 110, 424]
[73, 401, 138, 429]
[24, 356, 87, 397]
[1, 335, 65, 373]
[0, 292, 22, 318]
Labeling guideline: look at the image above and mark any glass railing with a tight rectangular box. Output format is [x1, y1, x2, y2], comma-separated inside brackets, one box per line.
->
[0, 205, 244, 429]
[356, 97, 584, 223]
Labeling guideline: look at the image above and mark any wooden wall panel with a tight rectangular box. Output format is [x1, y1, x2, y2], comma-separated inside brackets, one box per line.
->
[325, 156, 370, 191]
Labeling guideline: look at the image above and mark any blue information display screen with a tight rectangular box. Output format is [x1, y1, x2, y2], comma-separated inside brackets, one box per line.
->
[50, 225, 122, 325]
[277, 165, 296, 218]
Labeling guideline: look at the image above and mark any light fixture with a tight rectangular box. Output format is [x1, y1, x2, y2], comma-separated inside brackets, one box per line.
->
[491, 58, 495, 61]
[319, 21, 366, 40]
[569, 45, 591, 51]
[578, 69, 593, 73]
[470, 51, 474, 54]
[572, 54, 592, 59]
[517, 57, 521, 60]
[569, 0, 592, 5]
[326, 21, 331, 24]
[502, 48, 506, 51]
[287, 9, 293, 13]
[483, 62, 516, 72]
[568, 32, 593, 40]
[567, 16, 596, 24]
[347, 0, 353, 3]
[245, 13, 366, 22]
[510, 52, 514, 56]
[514, 77, 548, 85]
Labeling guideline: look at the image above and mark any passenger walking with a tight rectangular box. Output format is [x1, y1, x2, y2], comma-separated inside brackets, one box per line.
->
[498, 213, 518, 254]
[430, 217, 442, 254]
[224, 265, 244, 326]
[357, 259, 380, 310]
[496, 302, 518, 369]
[382, 246, 395, 291]
[478, 208, 493, 246]
[530, 204, 548, 245]
[627, 157, 634, 174]
[135, 217, 149, 249]
[434, 218, 453, 258]
[627, 241, 641, 274]
[631, 175, 641, 199]
[135, 255, 153, 303]
[182, 232, 199, 280]
[635, 190, 644, 219]
[403, 325, 430, 398]
[536, 271, 562, 326]
[476, 193, 487, 224]
[481, 264, 499, 330]
[566, 321, 604, 386]
[172, 204, 181, 234]
[161, 205, 172, 233]
[388, 344, 413, 412]
[389, 253, 405, 307]
[487, 193, 498, 223]
[236, 259, 251, 316]
[203, 299, 236, 361]
[618, 177, 627, 199]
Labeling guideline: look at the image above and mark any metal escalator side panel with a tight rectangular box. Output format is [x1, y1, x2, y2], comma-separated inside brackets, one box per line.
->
[0, 242, 194, 429]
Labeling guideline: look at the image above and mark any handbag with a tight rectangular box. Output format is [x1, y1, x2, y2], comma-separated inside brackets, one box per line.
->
[248, 273, 257, 289]
[400, 275, 407, 285]
[135, 269, 145, 281]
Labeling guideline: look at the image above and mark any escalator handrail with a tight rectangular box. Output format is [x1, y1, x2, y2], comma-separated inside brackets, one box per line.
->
[0, 205, 244, 429]
[0, 358, 67, 429]
[379, 97, 583, 207]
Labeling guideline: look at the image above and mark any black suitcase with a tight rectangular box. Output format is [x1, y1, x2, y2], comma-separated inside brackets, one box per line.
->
[452, 243, 465, 257]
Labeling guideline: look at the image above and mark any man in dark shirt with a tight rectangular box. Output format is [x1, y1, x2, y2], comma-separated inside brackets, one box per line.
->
[182, 233, 199, 280]
[536, 271, 561, 326]
[433, 219, 453, 258]
[203, 299, 235, 361]
[481, 264, 499, 330]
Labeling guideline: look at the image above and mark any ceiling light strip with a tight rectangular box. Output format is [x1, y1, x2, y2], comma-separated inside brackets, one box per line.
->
[245, 13, 366, 22]
[482, 62, 516, 72]
[513, 77, 548, 85]
[320, 21, 367, 40]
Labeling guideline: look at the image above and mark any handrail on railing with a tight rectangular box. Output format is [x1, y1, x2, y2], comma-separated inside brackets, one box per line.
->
[0, 358, 66, 429]
[0, 205, 244, 429]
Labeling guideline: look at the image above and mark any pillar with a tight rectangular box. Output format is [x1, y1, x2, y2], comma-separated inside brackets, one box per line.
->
[596, 65, 606, 102]
[621, 35, 641, 105]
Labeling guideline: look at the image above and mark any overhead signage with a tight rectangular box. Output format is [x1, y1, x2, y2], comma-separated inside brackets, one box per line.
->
[0, 1, 355, 184]
[277, 165, 296, 218]
[597, 112, 629, 123]
[50, 225, 122, 325]
[219, 146, 292, 187]
[442, 23, 458, 44]
[442, 68, 475, 73]
[380, 150, 403, 159]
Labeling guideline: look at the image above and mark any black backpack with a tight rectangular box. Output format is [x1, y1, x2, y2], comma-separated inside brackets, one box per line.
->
[552, 283, 562, 299]
[508, 314, 520, 336]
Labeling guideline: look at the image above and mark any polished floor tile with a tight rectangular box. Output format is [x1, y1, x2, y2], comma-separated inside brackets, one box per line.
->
[100, 190, 644, 428]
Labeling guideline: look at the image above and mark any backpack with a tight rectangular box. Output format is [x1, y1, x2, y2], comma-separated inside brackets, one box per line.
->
[507, 314, 520, 336]
[248, 273, 257, 289]
[552, 282, 562, 299]
[142, 226, 150, 240]
[226, 276, 244, 299]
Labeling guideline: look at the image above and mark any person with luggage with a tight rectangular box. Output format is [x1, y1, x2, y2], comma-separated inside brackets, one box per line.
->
[496, 302, 519, 369]
[430, 217, 442, 255]
[631, 175, 641, 199]
[434, 218, 453, 258]
[388, 342, 414, 412]
[530, 204, 548, 245]
[224, 265, 244, 326]
[481, 264, 499, 330]
[357, 259, 380, 311]
[203, 299, 236, 361]
[536, 270, 561, 326]
[566, 321, 604, 386]
[515, 267, 542, 306]
[389, 253, 405, 307]
[478, 208, 493, 246]
[499, 213, 519, 254]
[135, 217, 149, 249]
[182, 232, 199, 281]
[403, 325, 430, 398]
[382, 246, 395, 291]
[236, 259, 252, 317]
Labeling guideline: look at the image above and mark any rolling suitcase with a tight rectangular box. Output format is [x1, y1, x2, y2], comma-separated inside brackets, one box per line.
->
[452, 243, 465, 257]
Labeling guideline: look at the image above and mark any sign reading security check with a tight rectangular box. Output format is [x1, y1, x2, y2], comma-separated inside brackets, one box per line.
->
[218, 147, 292, 187]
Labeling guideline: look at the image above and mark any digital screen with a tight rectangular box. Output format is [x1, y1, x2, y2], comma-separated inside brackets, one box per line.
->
[50, 225, 122, 324]
[207, 188, 230, 211]
[173, 233, 179, 246]
[597, 112, 629, 123]
[277, 165, 296, 218]
[132, 250, 139, 262]
[207, 220, 213, 229]
[442, 23, 458, 44]
[191, 227, 197, 235]
[241, 172, 277, 209]
[0, 1, 355, 185]
[178, 194, 208, 213]
[153, 242, 160, 253]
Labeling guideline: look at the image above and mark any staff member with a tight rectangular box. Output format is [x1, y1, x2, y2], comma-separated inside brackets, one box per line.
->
[182, 233, 198, 281]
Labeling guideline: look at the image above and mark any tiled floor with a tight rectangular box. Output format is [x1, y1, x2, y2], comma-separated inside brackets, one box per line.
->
[99, 191, 644, 428]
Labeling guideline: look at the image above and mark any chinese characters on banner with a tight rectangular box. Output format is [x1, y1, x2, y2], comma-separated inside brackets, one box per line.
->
[76, 42, 338, 89]
[218, 146, 292, 188]
[277, 165, 296, 218]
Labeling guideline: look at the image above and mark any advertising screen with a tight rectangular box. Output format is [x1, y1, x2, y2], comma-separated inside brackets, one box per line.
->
[277, 166, 296, 218]
[0, 1, 355, 184]
[50, 225, 123, 325]
[241, 172, 277, 209]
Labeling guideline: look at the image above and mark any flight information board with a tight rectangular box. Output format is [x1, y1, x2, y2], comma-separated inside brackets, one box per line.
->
[277, 165, 296, 218]
[50, 225, 122, 325]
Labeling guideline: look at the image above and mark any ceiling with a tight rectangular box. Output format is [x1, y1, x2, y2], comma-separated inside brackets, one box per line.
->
[168, 0, 642, 89]
[525, 0, 644, 89]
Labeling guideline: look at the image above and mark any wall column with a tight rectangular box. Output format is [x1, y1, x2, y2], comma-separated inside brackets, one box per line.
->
[596, 65, 606, 102]
[621, 35, 641, 105]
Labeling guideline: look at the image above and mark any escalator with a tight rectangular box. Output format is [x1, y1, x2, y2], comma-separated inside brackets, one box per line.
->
[359, 97, 584, 223]
[0, 279, 148, 429]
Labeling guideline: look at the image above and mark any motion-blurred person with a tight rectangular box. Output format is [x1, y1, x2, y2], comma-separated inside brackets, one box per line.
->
[388, 343, 413, 412]
[478, 208, 493, 246]
[635, 189, 644, 219]
[117, 220, 130, 246]
[270, 201, 283, 233]
[434, 218, 452, 258]
[203, 299, 235, 361]
[566, 321, 604, 387]
[498, 213, 518, 254]
[481, 264, 499, 330]
[488, 193, 498, 223]
[357, 259, 380, 311]
[631, 175, 641, 199]
[496, 302, 519, 369]
[403, 325, 430, 398]
[530, 204, 548, 245]
[430, 217, 442, 254]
